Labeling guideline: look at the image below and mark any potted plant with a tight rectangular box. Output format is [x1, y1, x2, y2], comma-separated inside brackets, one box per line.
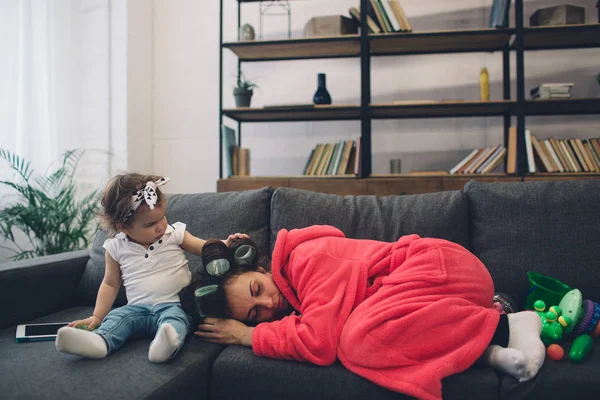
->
[0, 149, 100, 260]
[234, 73, 258, 108]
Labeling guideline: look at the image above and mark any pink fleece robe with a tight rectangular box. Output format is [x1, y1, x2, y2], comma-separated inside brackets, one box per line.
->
[252, 225, 499, 400]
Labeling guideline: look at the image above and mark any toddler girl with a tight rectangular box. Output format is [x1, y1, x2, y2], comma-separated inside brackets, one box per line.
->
[55, 173, 245, 363]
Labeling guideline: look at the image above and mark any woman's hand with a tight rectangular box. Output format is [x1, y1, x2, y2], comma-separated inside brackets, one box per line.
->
[68, 315, 102, 331]
[194, 318, 254, 347]
[222, 232, 250, 247]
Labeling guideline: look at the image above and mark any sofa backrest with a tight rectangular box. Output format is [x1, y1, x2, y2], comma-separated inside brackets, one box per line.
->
[465, 179, 600, 310]
[76, 187, 274, 306]
[269, 187, 470, 251]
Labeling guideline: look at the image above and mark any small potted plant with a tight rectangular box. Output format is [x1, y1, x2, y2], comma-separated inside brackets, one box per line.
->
[234, 73, 258, 108]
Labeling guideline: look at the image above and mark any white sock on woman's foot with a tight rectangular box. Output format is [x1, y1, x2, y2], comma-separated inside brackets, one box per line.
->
[507, 311, 546, 381]
[55, 327, 108, 359]
[484, 344, 530, 380]
[148, 323, 180, 363]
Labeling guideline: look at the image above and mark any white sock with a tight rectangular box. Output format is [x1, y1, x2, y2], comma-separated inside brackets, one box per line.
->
[148, 323, 180, 363]
[55, 327, 108, 359]
[507, 311, 546, 381]
[484, 344, 530, 380]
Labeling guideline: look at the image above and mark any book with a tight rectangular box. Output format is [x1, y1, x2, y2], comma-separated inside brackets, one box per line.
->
[238, 148, 250, 176]
[525, 129, 536, 173]
[481, 146, 507, 174]
[489, 0, 511, 28]
[506, 127, 517, 174]
[389, 0, 412, 31]
[221, 125, 237, 177]
[543, 139, 563, 172]
[337, 140, 355, 175]
[349, 7, 381, 34]
[370, 0, 391, 33]
[377, 0, 399, 32]
[449, 149, 479, 174]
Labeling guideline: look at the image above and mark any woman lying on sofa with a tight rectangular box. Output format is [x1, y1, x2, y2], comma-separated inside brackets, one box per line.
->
[194, 225, 545, 400]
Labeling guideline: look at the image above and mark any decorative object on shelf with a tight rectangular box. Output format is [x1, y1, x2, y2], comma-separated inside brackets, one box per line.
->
[480, 68, 490, 101]
[390, 159, 402, 174]
[239, 23, 256, 41]
[530, 5, 585, 27]
[0, 149, 100, 260]
[304, 15, 357, 38]
[234, 73, 258, 108]
[313, 73, 332, 105]
[530, 83, 574, 100]
[488, 0, 511, 28]
[259, 1, 291, 40]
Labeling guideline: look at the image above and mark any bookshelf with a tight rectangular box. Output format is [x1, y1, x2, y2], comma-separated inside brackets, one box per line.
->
[218, 0, 600, 194]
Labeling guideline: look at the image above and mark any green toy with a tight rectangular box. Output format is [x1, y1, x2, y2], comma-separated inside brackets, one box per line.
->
[532, 284, 596, 363]
[534, 300, 569, 344]
[570, 334, 593, 363]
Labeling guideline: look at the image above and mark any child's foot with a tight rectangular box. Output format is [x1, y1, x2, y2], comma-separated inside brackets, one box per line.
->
[148, 323, 180, 363]
[484, 344, 530, 380]
[55, 327, 108, 359]
[507, 311, 546, 381]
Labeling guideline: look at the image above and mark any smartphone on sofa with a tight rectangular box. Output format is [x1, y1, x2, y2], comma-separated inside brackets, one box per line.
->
[15, 322, 69, 342]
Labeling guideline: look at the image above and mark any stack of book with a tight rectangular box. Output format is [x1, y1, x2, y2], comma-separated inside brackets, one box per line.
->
[449, 145, 508, 174]
[303, 139, 360, 176]
[349, 0, 412, 34]
[530, 83, 574, 100]
[525, 130, 600, 173]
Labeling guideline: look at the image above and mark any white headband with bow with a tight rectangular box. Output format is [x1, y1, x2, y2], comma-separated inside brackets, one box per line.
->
[125, 177, 170, 221]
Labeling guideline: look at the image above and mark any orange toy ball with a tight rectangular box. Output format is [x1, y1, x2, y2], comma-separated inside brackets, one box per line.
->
[547, 344, 564, 361]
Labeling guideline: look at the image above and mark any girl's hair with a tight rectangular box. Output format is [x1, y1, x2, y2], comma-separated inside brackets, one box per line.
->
[98, 173, 166, 236]
[196, 237, 271, 321]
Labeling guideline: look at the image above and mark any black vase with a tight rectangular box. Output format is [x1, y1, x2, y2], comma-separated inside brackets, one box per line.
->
[313, 73, 332, 105]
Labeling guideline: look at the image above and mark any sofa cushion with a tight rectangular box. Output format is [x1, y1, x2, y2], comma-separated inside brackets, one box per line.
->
[270, 187, 470, 251]
[76, 187, 273, 306]
[209, 346, 500, 400]
[465, 179, 600, 309]
[0, 307, 223, 399]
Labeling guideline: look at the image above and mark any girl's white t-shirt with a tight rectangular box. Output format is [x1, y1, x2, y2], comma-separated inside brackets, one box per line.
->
[103, 222, 191, 305]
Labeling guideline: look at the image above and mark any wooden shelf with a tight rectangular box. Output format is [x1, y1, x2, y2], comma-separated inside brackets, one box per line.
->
[223, 36, 360, 62]
[521, 24, 600, 51]
[217, 175, 523, 196]
[525, 98, 600, 116]
[371, 100, 513, 119]
[370, 28, 514, 56]
[223, 105, 361, 122]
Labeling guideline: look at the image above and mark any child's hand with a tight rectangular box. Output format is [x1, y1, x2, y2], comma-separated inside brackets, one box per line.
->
[194, 317, 254, 347]
[222, 233, 250, 246]
[68, 315, 102, 331]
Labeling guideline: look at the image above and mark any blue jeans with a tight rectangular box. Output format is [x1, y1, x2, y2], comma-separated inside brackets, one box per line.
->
[95, 303, 190, 356]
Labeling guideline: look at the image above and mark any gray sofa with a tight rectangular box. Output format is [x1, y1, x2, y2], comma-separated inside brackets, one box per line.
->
[1, 180, 599, 400]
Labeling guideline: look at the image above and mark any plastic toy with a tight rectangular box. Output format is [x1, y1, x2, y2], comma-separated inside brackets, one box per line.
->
[493, 293, 517, 314]
[547, 344, 564, 361]
[528, 272, 598, 363]
[569, 334, 593, 363]
[534, 300, 569, 344]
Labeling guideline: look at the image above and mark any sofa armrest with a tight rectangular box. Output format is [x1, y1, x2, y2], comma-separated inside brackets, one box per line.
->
[0, 250, 90, 329]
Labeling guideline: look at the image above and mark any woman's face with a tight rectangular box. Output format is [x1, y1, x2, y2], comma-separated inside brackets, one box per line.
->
[224, 268, 290, 324]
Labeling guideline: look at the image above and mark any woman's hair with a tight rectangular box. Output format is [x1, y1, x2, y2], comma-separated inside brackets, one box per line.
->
[98, 173, 166, 236]
[196, 237, 271, 320]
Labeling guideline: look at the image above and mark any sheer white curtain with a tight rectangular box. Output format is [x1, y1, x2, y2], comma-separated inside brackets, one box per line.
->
[0, 0, 112, 261]
[0, 0, 111, 181]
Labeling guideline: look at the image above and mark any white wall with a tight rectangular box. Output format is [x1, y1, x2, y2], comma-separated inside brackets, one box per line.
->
[152, 0, 599, 185]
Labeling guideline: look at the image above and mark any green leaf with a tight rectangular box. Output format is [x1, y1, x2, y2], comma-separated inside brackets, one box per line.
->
[0, 148, 101, 258]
